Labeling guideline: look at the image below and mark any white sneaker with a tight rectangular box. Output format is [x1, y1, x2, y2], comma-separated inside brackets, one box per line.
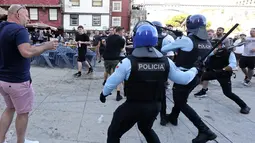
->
[243, 80, 251, 86]
[24, 139, 39, 143]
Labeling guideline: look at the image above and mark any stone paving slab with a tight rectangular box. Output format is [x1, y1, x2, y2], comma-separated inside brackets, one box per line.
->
[0, 65, 255, 143]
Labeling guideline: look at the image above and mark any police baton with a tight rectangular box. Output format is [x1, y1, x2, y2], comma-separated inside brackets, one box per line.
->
[150, 23, 184, 37]
[133, 20, 183, 37]
[199, 23, 239, 62]
[227, 42, 246, 50]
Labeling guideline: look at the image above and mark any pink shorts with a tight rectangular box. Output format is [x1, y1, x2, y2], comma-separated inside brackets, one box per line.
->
[0, 80, 34, 114]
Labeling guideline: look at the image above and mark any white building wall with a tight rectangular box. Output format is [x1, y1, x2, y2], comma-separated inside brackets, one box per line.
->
[63, 0, 110, 31]
[64, 14, 110, 30]
[64, 0, 110, 13]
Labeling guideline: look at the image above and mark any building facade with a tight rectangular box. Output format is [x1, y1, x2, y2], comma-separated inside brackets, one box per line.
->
[110, 0, 131, 31]
[130, 6, 146, 33]
[63, 0, 110, 31]
[235, 0, 255, 5]
[0, 0, 62, 28]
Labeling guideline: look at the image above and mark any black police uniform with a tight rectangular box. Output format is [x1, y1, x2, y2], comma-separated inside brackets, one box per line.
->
[155, 34, 166, 52]
[168, 35, 213, 132]
[202, 48, 249, 112]
[107, 55, 169, 143]
[154, 33, 169, 125]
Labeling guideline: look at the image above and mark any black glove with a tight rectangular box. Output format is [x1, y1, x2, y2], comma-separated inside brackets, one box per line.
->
[173, 30, 183, 37]
[194, 60, 204, 77]
[100, 92, 111, 103]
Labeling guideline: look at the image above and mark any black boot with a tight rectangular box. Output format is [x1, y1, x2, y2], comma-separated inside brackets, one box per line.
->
[116, 91, 123, 101]
[74, 71, 81, 77]
[167, 114, 178, 126]
[240, 106, 251, 114]
[194, 88, 208, 98]
[87, 67, 93, 74]
[160, 115, 167, 126]
[192, 129, 217, 143]
[116, 94, 123, 101]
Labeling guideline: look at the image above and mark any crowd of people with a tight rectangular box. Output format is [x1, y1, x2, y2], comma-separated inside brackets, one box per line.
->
[70, 25, 133, 100]
[0, 4, 254, 143]
[97, 15, 253, 143]
[195, 27, 255, 97]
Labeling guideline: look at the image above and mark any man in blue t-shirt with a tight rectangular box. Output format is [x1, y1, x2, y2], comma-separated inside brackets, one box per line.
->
[0, 4, 58, 143]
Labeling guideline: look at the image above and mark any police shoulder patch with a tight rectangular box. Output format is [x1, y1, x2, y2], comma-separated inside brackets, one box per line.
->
[138, 63, 165, 71]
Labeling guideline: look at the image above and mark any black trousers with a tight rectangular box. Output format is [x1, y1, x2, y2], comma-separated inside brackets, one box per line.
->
[160, 89, 166, 118]
[201, 70, 247, 108]
[107, 101, 161, 143]
[170, 76, 210, 132]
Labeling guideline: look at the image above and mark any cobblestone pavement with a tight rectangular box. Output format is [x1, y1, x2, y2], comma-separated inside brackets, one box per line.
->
[0, 64, 255, 143]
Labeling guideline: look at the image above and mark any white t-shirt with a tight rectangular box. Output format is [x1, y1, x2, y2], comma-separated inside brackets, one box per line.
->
[233, 39, 244, 54]
[162, 35, 175, 56]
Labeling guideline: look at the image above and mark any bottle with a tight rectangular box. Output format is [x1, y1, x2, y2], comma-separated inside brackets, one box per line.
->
[98, 115, 104, 123]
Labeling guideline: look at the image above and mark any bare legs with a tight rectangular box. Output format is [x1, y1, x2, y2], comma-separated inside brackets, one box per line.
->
[0, 108, 29, 143]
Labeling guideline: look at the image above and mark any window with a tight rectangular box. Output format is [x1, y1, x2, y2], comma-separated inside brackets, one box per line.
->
[70, 0, 80, 6]
[112, 17, 121, 27]
[49, 9, 58, 21]
[92, 0, 103, 7]
[29, 8, 38, 20]
[112, 1, 122, 12]
[70, 14, 79, 26]
[92, 15, 101, 26]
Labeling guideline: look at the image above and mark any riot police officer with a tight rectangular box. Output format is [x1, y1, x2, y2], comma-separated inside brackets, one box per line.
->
[151, 21, 176, 126]
[151, 21, 167, 51]
[194, 31, 218, 97]
[100, 23, 200, 143]
[161, 14, 217, 143]
[201, 46, 251, 114]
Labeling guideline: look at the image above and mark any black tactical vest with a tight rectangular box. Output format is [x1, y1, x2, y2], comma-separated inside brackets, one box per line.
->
[155, 34, 166, 52]
[124, 55, 169, 102]
[175, 35, 212, 69]
[207, 49, 230, 70]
